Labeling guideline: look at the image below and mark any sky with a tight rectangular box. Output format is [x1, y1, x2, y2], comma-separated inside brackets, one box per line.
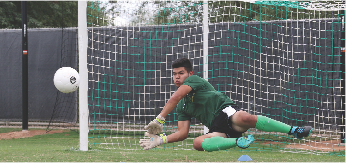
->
[100, 0, 158, 26]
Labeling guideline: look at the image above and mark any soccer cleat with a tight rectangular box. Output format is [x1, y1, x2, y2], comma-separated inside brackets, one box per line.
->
[289, 126, 313, 139]
[236, 134, 254, 149]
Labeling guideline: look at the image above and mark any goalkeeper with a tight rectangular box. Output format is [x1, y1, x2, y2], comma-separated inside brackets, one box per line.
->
[139, 58, 313, 152]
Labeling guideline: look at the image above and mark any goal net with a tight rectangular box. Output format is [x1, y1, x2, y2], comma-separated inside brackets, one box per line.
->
[83, 0, 345, 155]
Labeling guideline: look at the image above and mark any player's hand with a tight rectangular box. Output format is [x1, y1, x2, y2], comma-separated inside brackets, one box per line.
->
[144, 115, 165, 134]
[139, 132, 167, 150]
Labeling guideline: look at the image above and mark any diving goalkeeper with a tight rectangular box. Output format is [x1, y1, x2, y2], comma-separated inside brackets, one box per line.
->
[139, 58, 313, 152]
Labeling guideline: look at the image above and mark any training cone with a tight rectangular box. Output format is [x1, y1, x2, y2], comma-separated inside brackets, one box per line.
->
[237, 155, 252, 161]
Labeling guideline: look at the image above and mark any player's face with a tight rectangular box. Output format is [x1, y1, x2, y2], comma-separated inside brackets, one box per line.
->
[172, 67, 192, 88]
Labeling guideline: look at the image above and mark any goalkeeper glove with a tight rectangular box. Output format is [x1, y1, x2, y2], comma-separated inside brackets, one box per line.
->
[144, 115, 165, 134]
[139, 132, 168, 150]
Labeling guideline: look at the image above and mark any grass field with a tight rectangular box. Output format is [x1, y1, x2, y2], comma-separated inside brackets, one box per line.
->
[0, 128, 345, 162]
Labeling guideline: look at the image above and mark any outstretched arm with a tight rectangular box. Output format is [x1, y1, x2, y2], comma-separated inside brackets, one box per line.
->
[144, 85, 192, 134]
[140, 120, 190, 150]
[167, 120, 190, 143]
[160, 85, 192, 118]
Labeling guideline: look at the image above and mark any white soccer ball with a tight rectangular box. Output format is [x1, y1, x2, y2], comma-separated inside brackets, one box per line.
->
[53, 67, 80, 93]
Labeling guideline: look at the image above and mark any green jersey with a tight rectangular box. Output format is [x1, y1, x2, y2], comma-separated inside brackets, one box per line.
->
[176, 75, 236, 129]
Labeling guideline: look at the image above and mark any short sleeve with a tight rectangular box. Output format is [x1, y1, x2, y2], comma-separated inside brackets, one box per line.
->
[177, 113, 191, 121]
[182, 75, 205, 91]
[176, 99, 191, 121]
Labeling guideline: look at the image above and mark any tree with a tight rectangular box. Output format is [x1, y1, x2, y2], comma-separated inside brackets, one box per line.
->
[87, 1, 110, 27]
[0, 1, 109, 29]
[0, 1, 22, 29]
[0, 1, 78, 29]
[138, 1, 340, 25]
[151, 1, 203, 25]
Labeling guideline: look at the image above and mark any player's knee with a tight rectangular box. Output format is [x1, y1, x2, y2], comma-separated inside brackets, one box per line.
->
[234, 111, 257, 126]
[193, 137, 204, 151]
[243, 115, 256, 124]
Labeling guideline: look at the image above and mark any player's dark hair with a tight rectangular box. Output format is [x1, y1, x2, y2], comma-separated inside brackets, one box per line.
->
[172, 58, 193, 73]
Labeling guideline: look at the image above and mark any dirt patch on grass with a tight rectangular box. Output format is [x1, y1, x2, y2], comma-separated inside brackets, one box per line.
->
[0, 130, 66, 140]
[285, 140, 345, 152]
[262, 140, 345, 152]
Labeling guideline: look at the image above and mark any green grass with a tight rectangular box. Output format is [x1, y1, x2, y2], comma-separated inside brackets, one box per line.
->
[0, 127, 22, 133]
[0, 128, 345, 162]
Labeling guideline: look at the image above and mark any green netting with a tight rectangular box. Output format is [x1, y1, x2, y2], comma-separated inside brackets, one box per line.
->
[254, 1, 305, 9]
[86, 0, 345, 155]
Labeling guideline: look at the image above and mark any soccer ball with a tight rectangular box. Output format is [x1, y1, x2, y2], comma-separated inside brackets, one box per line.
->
[53, 67, 80, 93]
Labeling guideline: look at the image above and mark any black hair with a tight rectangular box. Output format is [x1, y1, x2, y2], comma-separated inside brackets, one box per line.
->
[172, 58, 193, 73]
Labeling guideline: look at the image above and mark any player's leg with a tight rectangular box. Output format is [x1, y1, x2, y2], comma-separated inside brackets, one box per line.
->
[230, 110, 313, 139]
[194, 132, 254, 152]
[229, 110, 257, 133]
[193, 132, 227, 151]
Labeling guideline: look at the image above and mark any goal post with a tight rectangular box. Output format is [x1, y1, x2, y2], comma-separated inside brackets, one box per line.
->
[202, 0, 209, 135]
[78, 0, 345, 154]
[78, 0, 88, 151]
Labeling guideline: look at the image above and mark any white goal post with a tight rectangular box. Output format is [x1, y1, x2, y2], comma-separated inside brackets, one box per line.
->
[78, 0, 88, 151]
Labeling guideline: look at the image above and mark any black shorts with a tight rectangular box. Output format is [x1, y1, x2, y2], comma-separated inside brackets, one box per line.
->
[208, 105, 243, 138]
